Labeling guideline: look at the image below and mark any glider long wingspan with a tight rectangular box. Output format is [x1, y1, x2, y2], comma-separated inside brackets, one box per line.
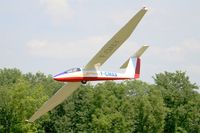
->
[28, 7, 148, 122]
[84, 7, 147, 70]
[28, 82, 81, 122]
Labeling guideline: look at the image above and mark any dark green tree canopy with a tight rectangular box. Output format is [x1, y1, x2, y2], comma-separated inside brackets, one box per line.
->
[0, 68, 199, 132]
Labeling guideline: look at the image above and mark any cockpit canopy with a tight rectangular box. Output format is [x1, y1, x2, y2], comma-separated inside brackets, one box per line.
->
[64, 68, 81, 74]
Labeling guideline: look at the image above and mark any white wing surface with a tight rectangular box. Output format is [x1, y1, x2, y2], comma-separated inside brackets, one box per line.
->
[28, 82, 81, 122]
[84, 7, 148, 70]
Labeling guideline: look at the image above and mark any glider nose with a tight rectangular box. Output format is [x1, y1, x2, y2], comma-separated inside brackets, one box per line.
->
[53, 72, 64, 81]
[53, 75, 59, 81]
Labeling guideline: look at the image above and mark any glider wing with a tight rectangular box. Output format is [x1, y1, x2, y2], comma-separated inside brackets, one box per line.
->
[28, 82, 81, 122]
[84, 7, 148, 70]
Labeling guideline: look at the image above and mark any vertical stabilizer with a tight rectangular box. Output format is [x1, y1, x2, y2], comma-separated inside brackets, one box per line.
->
[124, 57, 141, 78]
[121, 45, 149, 78]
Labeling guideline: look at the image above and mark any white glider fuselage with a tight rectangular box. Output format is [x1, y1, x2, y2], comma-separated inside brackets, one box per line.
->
[53, 55, 142, 83]
[53, 45, 149, 84]
[54, 69, 132, 83]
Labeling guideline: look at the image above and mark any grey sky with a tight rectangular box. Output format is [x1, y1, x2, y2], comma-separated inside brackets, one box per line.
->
[0, 0, 200, 85]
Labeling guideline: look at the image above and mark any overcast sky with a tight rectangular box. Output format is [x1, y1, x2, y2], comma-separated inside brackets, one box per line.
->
[1, 0, 200, 85]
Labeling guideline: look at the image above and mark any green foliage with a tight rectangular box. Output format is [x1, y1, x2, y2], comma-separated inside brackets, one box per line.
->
[0, 68, 61, 132]
[0, 68, 22, 86]
[0, 68, 199, 132]
[47, 81, 167, 133]
[154, 71, 200, 132]
[125, 81, 167, 133]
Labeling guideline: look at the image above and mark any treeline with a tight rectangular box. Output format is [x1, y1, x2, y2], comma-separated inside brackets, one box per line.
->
[0, 68, 199, 133]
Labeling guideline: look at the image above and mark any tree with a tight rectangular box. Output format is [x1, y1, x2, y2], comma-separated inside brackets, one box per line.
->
[125, 80, 167, 133]
[48, 81, 167, 133]
[0, 68, 61, 132]
[0, 79, 49, 132]
[154, 71, 200, 132]
[0, 68, 22, 87]
[0, 68, 199, 132]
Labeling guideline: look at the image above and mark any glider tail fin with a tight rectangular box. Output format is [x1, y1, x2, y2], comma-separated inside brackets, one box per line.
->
[120, 45, 149, 78]
[125, 57, 141, 78]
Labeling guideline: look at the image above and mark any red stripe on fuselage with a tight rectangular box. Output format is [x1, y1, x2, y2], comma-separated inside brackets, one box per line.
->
[54, 76, 131, 82]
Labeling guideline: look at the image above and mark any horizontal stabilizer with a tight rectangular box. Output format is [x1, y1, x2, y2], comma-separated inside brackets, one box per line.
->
[120, 45, 149, 69]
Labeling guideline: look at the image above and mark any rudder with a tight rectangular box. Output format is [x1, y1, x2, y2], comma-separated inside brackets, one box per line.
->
[121, 45, 149, 79]
[124, 57, 141, 78]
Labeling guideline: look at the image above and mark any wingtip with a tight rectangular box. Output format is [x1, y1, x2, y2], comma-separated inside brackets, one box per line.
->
[143, 45, 149, 48]
[142, 6, 148, 11]
[25, 119, 31, 123]
[25, 119, 35, 123]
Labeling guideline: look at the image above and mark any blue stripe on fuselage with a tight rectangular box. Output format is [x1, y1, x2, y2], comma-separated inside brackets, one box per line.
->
[53, 72, 65, 78]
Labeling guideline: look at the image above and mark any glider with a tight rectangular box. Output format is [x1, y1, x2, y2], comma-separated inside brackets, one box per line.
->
[28, 7, 148, 122]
